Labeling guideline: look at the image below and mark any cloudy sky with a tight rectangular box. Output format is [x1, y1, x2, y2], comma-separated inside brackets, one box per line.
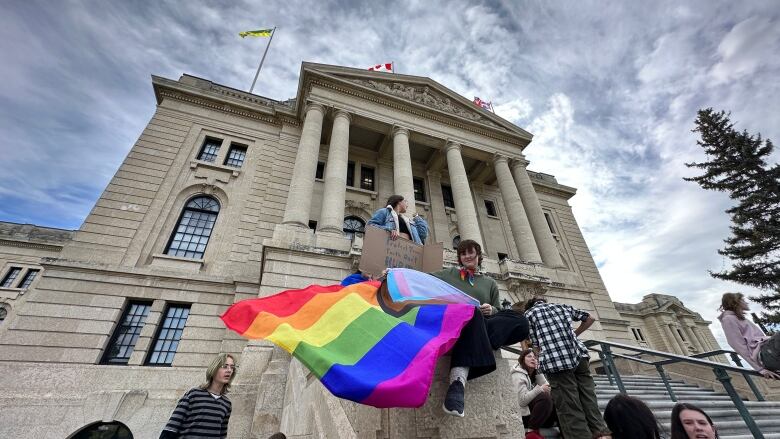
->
[2, 0, 779, 346]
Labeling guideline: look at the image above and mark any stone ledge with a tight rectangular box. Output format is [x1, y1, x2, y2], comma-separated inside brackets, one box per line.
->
[150, 254, 204, 272]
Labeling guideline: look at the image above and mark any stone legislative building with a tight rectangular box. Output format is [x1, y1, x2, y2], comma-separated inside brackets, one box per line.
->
[0, 63, 721, 438]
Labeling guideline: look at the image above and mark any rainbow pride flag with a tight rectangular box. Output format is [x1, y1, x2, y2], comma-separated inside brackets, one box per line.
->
[221, 270, 476, 408]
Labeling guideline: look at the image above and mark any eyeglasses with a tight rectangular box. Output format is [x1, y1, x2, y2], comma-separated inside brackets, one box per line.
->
[220, 364, 237, 370]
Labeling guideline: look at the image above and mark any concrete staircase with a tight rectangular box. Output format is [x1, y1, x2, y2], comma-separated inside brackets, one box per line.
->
[537, 374, 780, 438]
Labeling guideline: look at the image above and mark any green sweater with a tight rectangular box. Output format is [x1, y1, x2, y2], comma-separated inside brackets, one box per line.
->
[431, 267, 500, 308]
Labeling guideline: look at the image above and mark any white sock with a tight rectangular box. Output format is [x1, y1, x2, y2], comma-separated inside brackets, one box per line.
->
[449, 366, 469, 385]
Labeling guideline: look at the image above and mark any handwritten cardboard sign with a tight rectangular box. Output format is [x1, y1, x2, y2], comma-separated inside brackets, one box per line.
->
[359, 226, 444, 277]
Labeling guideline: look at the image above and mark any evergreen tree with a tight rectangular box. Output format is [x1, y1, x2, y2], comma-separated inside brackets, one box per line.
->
[685, 108, 780, 326]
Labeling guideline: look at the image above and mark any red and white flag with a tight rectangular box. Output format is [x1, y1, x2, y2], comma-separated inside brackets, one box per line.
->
[368, 62, 393, 72]
[473, 96, 493, 111]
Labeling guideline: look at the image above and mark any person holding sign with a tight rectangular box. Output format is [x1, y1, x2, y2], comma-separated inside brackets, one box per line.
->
[431, 239, 529, 418]
[367, 195, 428, 244]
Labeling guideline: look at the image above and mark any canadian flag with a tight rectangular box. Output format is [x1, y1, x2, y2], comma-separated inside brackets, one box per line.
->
[368, 63, 393, 72]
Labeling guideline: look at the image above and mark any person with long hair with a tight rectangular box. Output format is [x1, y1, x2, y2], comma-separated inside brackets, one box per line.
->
[512, 349, 556, 439]
[718, 292, 780, 379]
[429, 239, 529, 418]
[603, 394, 663, 439]
[367, 195, 428, 244]
[670, 403, 718, 439]
[161, 353, 236, 438]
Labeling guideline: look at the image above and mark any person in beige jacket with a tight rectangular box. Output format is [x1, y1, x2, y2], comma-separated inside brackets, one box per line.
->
[512, 349, 557, 439]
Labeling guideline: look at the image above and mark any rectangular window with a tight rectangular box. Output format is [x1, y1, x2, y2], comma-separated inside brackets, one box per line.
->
[484, 200, 498, 217]
[360, 166, 375, 191]
[197, 137, 222, 162]
[544, 212, 556, 234]
[677, 329, 686, 342]
[308, 220, 318, 231]
[636, 328, 646, 341]
[346, 162, 355, 187]
[18, 269, 40, 289]
[146, 304, 190, 366]
[441, 185, 455, 208]
[102, 301, 152, 365]
[413, 178, 426, 202]
[498, 252, 508, 261]
[1, 267, 22, 288]
[223, 143, 247, 168]
[316, 161, 325, 179]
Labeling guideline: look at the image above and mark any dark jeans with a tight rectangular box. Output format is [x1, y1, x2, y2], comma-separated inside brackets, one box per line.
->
[760, 333, 780, 371]
[522, 391, 557, 430]
[545, 358, 607, 438]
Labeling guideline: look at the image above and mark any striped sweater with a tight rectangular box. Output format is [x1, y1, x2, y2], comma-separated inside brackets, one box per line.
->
[163, 388, 231, 438]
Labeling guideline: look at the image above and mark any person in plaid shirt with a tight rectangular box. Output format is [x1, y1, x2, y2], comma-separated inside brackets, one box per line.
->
[525, 297, 610, 439]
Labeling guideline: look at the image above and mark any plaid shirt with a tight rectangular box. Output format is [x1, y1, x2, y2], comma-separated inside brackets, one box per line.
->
[525, 302, 590, 374]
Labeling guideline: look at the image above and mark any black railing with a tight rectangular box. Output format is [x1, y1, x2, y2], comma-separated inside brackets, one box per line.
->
[581, 340, 766, 439]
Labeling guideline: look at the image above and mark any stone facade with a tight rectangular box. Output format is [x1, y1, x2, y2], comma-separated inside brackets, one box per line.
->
[614, 293, 722, 358]
[0, 63, 641, 438]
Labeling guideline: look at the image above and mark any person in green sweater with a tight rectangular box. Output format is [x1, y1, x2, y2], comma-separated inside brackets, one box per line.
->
[431, 239, 529, 417]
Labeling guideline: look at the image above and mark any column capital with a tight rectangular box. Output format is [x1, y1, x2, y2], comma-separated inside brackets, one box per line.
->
[391, 125, 410, 137]
[445, 140, 461, 153]
[492, 154, 509, 165]
[510, 157, 530, 170]
[332, 108, 352, 123]
[304, 102, 327, 116]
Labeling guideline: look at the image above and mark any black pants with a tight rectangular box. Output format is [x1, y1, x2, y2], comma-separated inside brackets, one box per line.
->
[522, 391, 557, 430]
[449, 308, 529, 380]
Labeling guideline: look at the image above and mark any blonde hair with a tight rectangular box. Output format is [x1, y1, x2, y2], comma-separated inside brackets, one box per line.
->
[719, 293, 746, 320]
[199, 353, 237, 394]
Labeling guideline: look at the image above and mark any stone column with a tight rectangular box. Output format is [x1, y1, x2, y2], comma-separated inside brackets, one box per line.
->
[661, 323, 684, 354]
[317, 109, 351, 234]
[670, 324, 689, 355]
[692, 326, 712, 351]
[510, 159, 564, 267]
[282, 103, 326, 228]
[493, 155, 542, 263]
[444, 141, 482, 245]
[426, 170, 448, 244]
[684, 324, 704, 352]
[392, 126, 416, 215]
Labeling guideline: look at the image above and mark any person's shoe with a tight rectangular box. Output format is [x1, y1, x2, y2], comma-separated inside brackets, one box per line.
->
[442, 380, 465, 417]
[525, 430, 545, 439]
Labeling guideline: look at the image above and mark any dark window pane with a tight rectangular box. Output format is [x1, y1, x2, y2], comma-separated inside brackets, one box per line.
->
[342, 216, 366, 240]
[223, 144, 247, 168]
[441, 185, 455, 208]
[360, 166, 375, 191]
[197, 138, 222, 162]
[544, 213, 556, 234]
[102, 301, 152, 365]
[484, 200, 497, 217]
[165, 196, 220, 259]
[498, 252, 508, 261]
[346, 162, 355, 187]
[1, 267, 22, 288]
[146, 304, 191, 366]
[413, 178, 426, 202]
[316, 161, 325, 179]
[452, 235, 461, 250]
[18, 269, 40, 289]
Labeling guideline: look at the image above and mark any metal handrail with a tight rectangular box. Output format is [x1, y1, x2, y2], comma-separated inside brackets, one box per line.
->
[580, 340, 766, 439]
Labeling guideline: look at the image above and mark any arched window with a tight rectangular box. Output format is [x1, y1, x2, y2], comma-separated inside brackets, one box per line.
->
[70, 421, 133, 439]
[165, 196, 220, 259]
[452, 235, 461, 250]
[343, 216, 365, 240]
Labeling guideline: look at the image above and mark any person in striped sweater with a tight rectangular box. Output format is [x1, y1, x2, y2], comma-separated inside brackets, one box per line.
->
[160, 353, 236, 438]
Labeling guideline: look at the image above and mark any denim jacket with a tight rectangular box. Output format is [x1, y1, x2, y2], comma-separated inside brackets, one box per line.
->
[367, 207, 428, 245]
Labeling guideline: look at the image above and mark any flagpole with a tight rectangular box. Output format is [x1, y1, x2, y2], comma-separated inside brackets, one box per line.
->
[249, 26, 276, 94]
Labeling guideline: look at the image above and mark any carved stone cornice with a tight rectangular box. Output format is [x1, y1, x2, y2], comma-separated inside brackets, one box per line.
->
[156, 89, 299, 127]
[500, 259, 552, 300]
[0, 239, 64, 252]
[307, 78, 526, 147]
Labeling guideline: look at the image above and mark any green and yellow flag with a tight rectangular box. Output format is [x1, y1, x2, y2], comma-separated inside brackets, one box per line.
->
[239, 29, 273, 38]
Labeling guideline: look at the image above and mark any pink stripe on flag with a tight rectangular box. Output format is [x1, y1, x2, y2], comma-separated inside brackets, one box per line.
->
[359, 304, 475, 408]
[393, 270, 413, 297]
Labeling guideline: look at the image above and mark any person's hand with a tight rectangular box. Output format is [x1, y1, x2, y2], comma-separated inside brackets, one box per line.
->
[390, 230, 400, 240]
[479, 303, 493, 316]
[759, 369, 780, 380]
[540, 384, 551, 393]
[381, 268, 390, 278]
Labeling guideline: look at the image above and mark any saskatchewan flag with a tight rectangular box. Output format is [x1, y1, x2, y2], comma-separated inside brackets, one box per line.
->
[239, 29, 273, 38]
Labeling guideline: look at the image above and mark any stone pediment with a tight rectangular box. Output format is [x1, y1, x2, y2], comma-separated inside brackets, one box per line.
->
[346, 78, 503, 129]
[299, 63, 533, 141]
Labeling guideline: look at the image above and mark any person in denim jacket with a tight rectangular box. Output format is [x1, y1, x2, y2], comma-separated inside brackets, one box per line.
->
[367, 195, 428, 244]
